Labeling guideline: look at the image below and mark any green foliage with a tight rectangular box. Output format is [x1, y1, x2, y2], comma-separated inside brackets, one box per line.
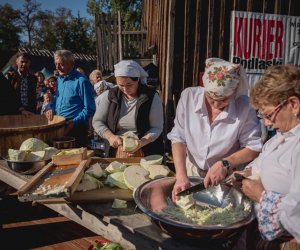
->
[32, 7, 95, 54]
[0, 3, 21, 68]
[0, 4, 21, 50]
[17, 0, 42, 47]
[87, 0, 142, 29]
[0, 0, 142, 62]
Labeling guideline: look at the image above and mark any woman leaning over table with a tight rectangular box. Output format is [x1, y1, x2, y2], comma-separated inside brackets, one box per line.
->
[237, 64, 300, 248]
[92, 60, 164, 157]
[167, 58, 263, 201]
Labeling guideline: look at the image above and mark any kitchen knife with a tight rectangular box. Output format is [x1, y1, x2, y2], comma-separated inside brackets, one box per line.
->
[176, 182, 206, 196]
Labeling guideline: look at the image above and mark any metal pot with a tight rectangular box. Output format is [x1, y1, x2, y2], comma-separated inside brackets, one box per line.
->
[133, 176, 255, 241]
[3, 157, 50, 175]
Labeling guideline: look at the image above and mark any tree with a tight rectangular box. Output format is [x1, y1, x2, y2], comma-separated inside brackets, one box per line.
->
[68, 13, 96, 54]
[16, 0, 41, 47]
[0, 4, 21, 69]
[87, 0, 142, 29]
[0, 4, 21, 51]
[33, 10, 57, 50]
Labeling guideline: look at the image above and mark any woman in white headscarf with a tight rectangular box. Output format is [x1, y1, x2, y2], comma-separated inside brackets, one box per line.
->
[92, 60, 164, 157]
[167, 58, 262, 200]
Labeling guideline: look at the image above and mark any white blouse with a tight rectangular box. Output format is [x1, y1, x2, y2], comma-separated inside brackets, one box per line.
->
[167, 87, 262, 170]
[249, 124, 300, 241]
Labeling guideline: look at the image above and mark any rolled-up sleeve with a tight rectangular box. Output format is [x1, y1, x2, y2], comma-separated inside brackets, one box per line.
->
[92, 91, 110, 137]
[238, 105, 262, 152]
[146, 93, 164, 141]
[167, 91, 187, 145]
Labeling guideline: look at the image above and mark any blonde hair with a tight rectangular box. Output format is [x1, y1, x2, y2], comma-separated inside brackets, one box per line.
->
[250, 64, 300, 109]
[89, 69, 102, 84]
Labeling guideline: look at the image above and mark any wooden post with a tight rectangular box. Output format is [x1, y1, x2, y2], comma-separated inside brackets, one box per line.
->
[165, 0, 176, 137]
[95, 14, 100, 69]
[118, 11, 123, 61]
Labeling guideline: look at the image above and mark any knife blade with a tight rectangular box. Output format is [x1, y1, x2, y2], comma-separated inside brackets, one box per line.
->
[176, 182, 206, 196]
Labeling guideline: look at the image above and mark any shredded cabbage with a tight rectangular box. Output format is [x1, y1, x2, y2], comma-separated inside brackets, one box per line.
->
[162, 201, 251, 225]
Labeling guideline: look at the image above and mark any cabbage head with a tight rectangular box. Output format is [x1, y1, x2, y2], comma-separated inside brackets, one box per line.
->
[19, 138, 49, 151]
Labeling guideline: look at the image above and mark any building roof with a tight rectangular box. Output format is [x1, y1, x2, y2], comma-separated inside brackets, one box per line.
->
[2, 48, 97, 76]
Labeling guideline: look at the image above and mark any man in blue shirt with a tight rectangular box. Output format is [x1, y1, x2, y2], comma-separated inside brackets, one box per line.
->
[45, 50, 96, 147]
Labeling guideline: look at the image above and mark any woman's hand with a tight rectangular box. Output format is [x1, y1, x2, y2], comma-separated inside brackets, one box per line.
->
[125, 137, 150, 156]
[108, 134, 122, 148]
[172, 175, 191, 202]
[241, 178, 264, 202]
[204, 161, 227, 188]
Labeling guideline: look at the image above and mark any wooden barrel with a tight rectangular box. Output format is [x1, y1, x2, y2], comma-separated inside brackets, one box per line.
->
[0, 115, 66, 156]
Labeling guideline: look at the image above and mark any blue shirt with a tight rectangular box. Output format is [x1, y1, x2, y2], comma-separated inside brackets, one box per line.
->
[51, 69, 95, 124]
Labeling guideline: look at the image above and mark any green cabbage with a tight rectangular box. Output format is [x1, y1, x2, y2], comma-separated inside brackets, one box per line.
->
[105, 172, 128, 189]
[8, 149, 27, 161]
[19, 138, 49, 151]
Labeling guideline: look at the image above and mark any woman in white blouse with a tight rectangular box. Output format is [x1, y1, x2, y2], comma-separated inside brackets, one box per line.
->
[238, 64, 300, 247]
[167, 58, 262, 200]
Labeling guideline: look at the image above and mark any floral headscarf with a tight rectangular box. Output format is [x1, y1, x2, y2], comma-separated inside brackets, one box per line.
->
[202, 58, 249, 99]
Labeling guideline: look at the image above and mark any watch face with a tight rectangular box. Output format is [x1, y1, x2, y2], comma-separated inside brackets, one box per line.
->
[222, 160, 230, 167]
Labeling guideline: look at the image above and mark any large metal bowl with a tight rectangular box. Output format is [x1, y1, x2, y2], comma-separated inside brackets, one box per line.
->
[133, 176, 255, 241]
[3, 157, 50, 175]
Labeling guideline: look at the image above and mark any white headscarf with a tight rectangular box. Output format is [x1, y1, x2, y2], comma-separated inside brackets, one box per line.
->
[114, 60, 148, 84]
[202, 58, 249, 99]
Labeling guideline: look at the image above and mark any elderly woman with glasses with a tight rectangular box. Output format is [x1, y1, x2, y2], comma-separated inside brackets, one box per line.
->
[167, 58, 263, 201]
[92, 60, 164, 157]
[235, 64, 300, 247]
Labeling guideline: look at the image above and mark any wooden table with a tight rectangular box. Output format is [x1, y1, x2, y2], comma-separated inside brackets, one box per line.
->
[0, 160, 238, 250]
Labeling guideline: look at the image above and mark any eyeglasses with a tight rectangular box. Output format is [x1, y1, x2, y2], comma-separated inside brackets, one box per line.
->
[257, 100, 288, 121]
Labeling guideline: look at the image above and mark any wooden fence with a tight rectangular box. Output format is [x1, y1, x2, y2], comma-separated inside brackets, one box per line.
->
[95, 12, 148, 74]
[142, 0, 300, 134]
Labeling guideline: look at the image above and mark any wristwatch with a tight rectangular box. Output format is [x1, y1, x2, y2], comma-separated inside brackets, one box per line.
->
[221, 159, 230, 168]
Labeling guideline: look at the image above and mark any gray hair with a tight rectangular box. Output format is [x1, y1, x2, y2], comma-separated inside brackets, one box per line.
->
[54, 50, 75, 64]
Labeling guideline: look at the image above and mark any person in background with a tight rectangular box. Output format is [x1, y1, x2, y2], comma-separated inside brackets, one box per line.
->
[0, 72, 19, 115]
[235, 64, 300, 248]
[10, 52, 37, 114]
[40, 92, 52, 115]
[92, 60, 164, 157]
[89, 69, 114, 94]
[76, 67, 86, 76]
[167, 58, 262, 201]
[94, 80, 114, 101]
[35, 71, 46, 113]
[46, 76, 57, 95]
[45, 50, 96, 147]
[89, 69, 102, 85]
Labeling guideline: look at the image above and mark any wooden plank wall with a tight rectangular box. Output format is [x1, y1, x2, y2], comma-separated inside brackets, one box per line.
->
[142, 0, 300, 134]
[95, 13, 148, 74]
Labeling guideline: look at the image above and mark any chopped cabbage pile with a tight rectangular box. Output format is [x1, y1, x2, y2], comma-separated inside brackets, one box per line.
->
[162, 200, 251, 225]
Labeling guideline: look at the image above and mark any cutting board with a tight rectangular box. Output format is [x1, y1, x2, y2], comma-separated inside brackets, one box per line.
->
[68, 157, 141, 202]
[69, 186, 133, 202]
[30, 157, 142, 204]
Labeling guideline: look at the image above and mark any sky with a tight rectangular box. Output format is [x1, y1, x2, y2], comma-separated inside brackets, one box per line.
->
[0, 0, 93, 19]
